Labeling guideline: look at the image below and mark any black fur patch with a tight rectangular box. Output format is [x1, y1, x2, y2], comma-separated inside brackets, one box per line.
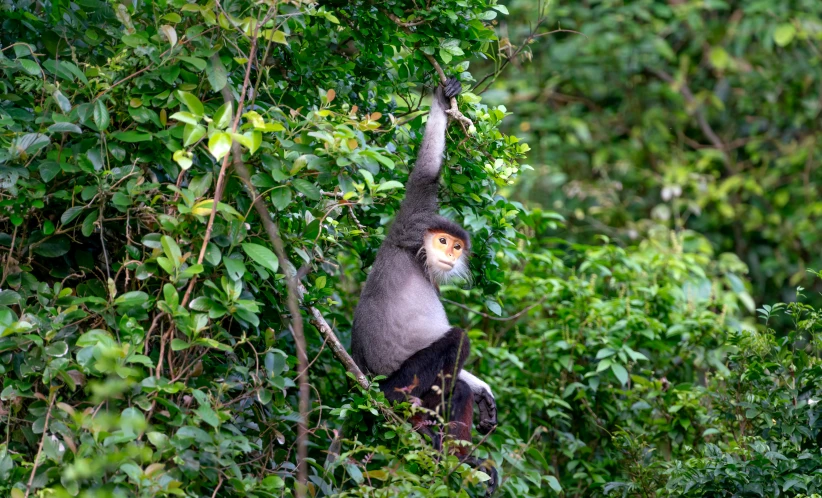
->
[426, 215, 471, 253]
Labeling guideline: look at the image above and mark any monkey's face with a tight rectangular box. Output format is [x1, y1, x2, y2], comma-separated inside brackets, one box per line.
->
[422, 231, 469, 284]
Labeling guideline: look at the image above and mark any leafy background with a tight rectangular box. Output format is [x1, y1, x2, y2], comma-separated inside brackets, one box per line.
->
[2, 0, 822, 497]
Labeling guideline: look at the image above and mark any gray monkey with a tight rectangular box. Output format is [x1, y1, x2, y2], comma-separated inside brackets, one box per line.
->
[352, 78, 498, 492]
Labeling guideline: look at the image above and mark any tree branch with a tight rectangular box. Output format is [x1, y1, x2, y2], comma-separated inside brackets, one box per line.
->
[377, 6, 473, 130]
[421, 53, 474, 130]
[298, 282, 370, 389]
[647, 68, 731, 167]
[217, 77, 371, 492]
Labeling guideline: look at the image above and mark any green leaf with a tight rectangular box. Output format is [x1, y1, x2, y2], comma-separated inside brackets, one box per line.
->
[264, 29, 288, 44]
[213, 101, 233, 129]
[157, 257, 174, 275]
[61, 61, 88, 84]
[709, 47, 730, 70]
[611, 363, 629, 386]
[270, 187, 292, 210]
[183, 123, 206, 147]
[223, 257, 246, 280]
[33, 235, 70, 257]
[112, 131, 152, 142]
[0, 290, 22, 306]
[39, 161, 61, 182]
[195, 403, 220, 427]
[45, 340, 69, 357]
[208, 55, 228, 91]
[161, 236, 182, 269]
[624, 346, 649, 362]
[208, 132, 232, 161]
[242, 243, 279, 273]
[545, 476, 562, 492]
[60, 206, 85, 225]
[774, 24, 797, 47]
[178, 56, 207, 72]
[114, 291, 150, 308]
[53, 89, 71, 112]
[245, 131, 262, 154]
[147, 432, 169, 449]
[48, 122, 82, 134]
[170, 112, 201, 125]
[292, 179, 321, 200]
[82, 210, 98, 237]
[173, 149, 193, 170]
[177, 90, 204, 116]
[17, 133, 50, 154]
[94, 100, 110, 131]
[376, 180, 404, 192]
[171, 339, 190, 351]
[485, 300, 502, 316]
[18, 59, 41, 76]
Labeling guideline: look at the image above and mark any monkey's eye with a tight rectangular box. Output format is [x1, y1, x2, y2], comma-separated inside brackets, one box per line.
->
[439, 237, 447, 244]
[454, 244, 461, 251]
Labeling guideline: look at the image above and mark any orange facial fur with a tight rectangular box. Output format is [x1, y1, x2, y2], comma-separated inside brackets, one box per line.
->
[429, 232, 464, 265]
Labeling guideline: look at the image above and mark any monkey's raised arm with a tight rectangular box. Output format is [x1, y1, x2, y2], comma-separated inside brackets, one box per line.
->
[386, 78, 462, 250]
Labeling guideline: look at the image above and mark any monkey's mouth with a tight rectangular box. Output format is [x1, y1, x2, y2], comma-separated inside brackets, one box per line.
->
[437, 260, 454, 269]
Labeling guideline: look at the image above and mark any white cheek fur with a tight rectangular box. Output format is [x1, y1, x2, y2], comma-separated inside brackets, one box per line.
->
[419, 233, 471, 286]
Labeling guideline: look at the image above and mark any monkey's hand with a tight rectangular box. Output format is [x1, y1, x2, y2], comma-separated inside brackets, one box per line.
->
[476, 389, 498, 435]
[461, 456, 498, 496]
[434, 77, 462, 111]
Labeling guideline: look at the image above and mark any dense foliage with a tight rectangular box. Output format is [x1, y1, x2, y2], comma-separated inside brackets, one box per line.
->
[492, 0, 822, 306]
[3, 0, 822, 497]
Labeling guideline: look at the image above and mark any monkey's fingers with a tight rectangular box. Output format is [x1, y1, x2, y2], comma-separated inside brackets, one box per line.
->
[477, 391, 498, 435]
[443, 77, 462, 99]
[461, 456, 498, 495]
[483, 461, 499, 496]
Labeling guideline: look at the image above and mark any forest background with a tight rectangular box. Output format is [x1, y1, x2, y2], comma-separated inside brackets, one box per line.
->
[2, 0, 822, 497]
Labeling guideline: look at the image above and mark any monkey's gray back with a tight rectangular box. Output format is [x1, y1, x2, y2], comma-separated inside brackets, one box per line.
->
[352, 245, 451, 376]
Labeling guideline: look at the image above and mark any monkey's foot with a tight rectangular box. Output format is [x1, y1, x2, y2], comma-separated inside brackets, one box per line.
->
[461, 455, 498, 495]
[477, 390, 498, 435]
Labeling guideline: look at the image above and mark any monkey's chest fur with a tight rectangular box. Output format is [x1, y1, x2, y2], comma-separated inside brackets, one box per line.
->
[352, 249, 451, 376]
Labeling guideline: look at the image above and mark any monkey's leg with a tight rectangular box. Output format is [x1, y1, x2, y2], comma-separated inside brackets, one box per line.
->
[380, 327, 470, 402]
[421, 379, 473, 448]
[422, 381, 498, 495]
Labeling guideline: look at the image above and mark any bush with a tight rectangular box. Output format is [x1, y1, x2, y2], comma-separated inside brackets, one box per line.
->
[662, 290, 822, 497]
[488, 0, 822, 306]
[3, 1, 808, 497]
[0, 0, 527, 496]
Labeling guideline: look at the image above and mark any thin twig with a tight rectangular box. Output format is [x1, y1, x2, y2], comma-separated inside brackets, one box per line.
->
[421, 53, 474, 130]
[211, 476, 223, 498]
[442, 296, 548, 322]
[381, 9, 426, 27]
[24, 391, 56, 498]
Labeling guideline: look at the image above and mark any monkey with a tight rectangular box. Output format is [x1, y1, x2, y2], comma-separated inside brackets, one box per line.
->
[351, 77, 498, 492]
